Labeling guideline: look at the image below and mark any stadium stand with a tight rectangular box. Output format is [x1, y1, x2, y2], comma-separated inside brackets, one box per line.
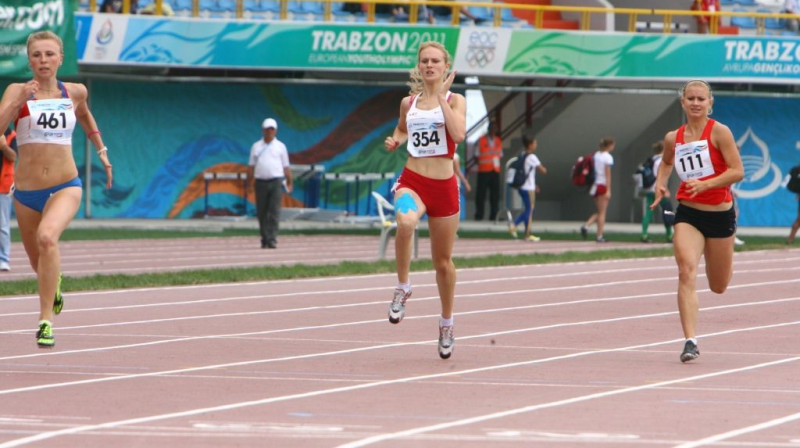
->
[76, 0, 792, 38]
[501, 0, 577, 29]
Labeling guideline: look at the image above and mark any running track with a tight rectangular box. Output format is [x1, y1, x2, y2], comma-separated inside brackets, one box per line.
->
[1, 235, 800, 447]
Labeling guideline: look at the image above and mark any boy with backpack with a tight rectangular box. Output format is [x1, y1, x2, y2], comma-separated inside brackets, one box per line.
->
[507, 134, 547, 241]
[638, 140, 674, 243]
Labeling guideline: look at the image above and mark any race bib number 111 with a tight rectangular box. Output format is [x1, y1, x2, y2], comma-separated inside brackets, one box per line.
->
[675, 139, 714, 181]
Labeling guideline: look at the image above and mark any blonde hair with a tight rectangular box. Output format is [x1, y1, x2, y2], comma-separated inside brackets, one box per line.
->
[407, 41, 451, 95]
[679, 79, 713, 115]
[27, 31, 64, 55]
[679, 79, 712, 98]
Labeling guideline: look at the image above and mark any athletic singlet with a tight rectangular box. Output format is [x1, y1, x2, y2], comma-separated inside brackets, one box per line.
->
[14, 81, 76, 147]
[674, 118, 732, 204]
[405, 92, 456, 159]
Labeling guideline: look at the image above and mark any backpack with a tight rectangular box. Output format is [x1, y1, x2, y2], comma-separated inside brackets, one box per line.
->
[788, 164, 800, 194]
[635, 156, 656, 189]
[571, 153, 595, 188]
[506, 152, 530, 189]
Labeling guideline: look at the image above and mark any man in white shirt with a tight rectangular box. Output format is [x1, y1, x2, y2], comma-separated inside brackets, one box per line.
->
[247, 118, 293, 249]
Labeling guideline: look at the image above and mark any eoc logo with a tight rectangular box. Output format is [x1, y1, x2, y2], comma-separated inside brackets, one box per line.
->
[465, 30, 498, 68]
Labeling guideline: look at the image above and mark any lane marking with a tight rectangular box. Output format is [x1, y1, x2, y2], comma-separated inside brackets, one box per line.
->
[336, 354, 800, 448]
[1, 251, 796, 308]
[0, 306, 798, 396]
[673, 411, 800, 448]
[1, 323, 798, 448]
[2, 284, 799, 366]
[3, 269, 800, 335]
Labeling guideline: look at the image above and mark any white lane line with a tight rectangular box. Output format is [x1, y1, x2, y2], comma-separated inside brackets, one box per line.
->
[1, 323, 798, 448]
[0, 261, 680, 309]
[2, 263, 799, 327]
[671, 411, 800, 448]
[1, 298, 799, 397]
[335, 354, 800, 448]
[1, 277, 798, 365]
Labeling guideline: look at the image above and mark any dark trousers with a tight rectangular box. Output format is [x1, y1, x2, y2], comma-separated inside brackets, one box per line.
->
[474, 171, 500, 221]
[255, 178, 283, 246]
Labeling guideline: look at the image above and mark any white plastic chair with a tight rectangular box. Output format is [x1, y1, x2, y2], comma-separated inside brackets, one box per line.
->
[371, 191, 418, 260]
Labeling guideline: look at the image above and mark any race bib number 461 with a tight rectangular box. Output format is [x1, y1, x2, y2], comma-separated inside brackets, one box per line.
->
[675, 140, 714, 181]
[26, 99, 75, 142]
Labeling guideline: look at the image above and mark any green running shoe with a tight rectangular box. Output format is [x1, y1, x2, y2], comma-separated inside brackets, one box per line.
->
[37, 321, 54, 348]
[53, 273, 63, 315]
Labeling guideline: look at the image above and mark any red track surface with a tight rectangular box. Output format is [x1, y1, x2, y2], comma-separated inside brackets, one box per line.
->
[1, 236, 799, 447]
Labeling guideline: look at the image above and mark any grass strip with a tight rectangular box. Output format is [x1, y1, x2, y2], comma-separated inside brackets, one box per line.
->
[0, 227, 791, 297]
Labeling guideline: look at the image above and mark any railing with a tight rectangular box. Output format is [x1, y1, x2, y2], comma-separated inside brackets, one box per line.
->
[87, 0, 800, 35]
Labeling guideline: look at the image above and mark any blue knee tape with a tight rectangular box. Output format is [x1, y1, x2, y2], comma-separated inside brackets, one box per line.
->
[395, 193, 418, 214]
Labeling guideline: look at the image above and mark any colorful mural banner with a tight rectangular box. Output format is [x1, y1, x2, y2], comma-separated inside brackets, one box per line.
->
[76, 81, 409, 219]
[78, 13, 460, 71]
[714, 96, 800, 227]
[500, 30, 800, 83]
[0, 0, 78, 78]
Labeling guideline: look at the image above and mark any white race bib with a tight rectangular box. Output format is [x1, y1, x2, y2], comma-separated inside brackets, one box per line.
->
[406, 119, 447, 158]
[674, 139, 714, 181]
[25, 99, 76, 143]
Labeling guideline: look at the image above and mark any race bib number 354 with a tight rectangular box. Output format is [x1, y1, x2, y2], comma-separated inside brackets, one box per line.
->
[406, 120, 447, 157]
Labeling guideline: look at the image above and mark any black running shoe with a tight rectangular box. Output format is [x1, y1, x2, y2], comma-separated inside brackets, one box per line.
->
[680, 340, 699, 363]
[580, 226, 588, 240]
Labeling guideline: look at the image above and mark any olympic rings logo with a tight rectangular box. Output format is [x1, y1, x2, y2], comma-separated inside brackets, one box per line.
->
[465, 30, 498, 68]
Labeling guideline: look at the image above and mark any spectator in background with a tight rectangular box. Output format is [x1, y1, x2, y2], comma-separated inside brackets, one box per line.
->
[784, 0, 800, 32]
[101, 0, 138, 13]
[640, 140, 674, 243]
[381, 3, 435, 23]
[0, 127, 16, 272]
[429, 2, 487, 24]
[509, 134, 547, 242]
[787, 196, 800, 244]
[248, 118, 293, 249]
[474, 120, 502, 221]
[692, 0, 721, 34]
[581, 137, 615, 243]
[139, 1, 174, 15]
[453, 150, 471, 198]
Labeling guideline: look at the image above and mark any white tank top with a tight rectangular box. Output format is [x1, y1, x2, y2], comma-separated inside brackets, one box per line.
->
[405, 92, 454, 159]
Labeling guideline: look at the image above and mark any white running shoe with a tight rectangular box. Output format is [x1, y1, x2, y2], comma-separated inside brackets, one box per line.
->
[388, 288, 411, 324]
[438, 325, 454, 359]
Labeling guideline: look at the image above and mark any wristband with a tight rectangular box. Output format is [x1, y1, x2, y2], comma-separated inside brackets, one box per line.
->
[97, 147, 108, 154]
[87, 130, 101, 138]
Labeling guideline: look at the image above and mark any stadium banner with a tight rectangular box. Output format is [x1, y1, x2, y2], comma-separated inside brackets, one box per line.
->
[498, 30, 800, 83]
[0, 0, 78, 78]
[78, 13, 460, 71]
[714, 96, 800, 227]
[74, 14, 800, 84]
